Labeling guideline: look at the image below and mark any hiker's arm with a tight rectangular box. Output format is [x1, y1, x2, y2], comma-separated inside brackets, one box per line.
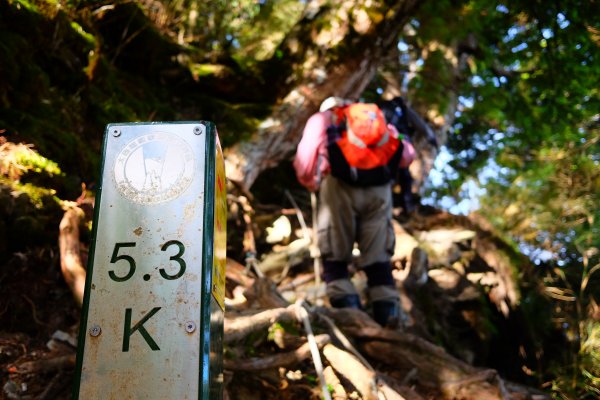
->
[388, 123, 416, 168]
[293, 112, 330, 191]
[406, 107, 438, 148]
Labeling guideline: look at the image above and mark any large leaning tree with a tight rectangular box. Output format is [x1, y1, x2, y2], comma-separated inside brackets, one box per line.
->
[196, 0, 446, 192]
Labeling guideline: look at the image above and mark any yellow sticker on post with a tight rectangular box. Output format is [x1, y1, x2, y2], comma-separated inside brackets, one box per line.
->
[212, 135, 227, 310]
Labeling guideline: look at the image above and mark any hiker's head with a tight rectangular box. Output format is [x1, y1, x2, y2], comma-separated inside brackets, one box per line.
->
[319, 97, 349, 112]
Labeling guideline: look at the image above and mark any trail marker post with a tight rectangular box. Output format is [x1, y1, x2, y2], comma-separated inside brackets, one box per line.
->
[73, 122, 226, 399]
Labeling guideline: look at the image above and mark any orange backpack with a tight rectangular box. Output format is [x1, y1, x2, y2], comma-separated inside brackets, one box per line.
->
[327, 103, 403, 186]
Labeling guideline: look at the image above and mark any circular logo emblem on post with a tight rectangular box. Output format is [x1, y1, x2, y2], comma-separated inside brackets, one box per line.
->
[113, 132, 195, 205]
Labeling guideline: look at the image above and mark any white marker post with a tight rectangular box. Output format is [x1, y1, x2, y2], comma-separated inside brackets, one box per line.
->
[73, 122, 226, 399]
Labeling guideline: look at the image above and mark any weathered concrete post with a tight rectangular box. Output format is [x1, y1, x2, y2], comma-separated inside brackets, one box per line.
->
[73, 122, 226, 399]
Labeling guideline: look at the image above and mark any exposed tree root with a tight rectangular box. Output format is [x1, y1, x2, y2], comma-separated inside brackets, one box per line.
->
[224, 334, 330, 371]
[12, 354, 75, 374]
[224, 305, 298, 344]
[58, 206, 86, 307]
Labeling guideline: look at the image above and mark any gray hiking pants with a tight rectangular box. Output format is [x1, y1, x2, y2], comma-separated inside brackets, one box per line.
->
[318, 175, 395, 266]
[318, 175, 400, 305]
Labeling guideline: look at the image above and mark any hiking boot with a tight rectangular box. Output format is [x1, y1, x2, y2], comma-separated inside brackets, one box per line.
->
[329, 294, 361, 309]
[372, 300, 401, 328]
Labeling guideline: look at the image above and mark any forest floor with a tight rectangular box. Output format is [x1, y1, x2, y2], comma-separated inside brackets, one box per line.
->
[0, 191, 552, 399]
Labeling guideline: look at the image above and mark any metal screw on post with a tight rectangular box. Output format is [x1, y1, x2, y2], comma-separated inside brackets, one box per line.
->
[193, 125, 205, 135]
[89, 325, 102, 337]
[111, 128, 121, 137]
[185, 321, 196, 333]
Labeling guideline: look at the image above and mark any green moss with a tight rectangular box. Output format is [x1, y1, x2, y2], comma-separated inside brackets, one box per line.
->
[70, 21, 96, 46]
[190, 64, 229, 78]
[10, 182, 59, 209]
[8, 0, 38, 12]
[12, 146, 62, 177]
[0, 177, 60, 209]
[267, 322, 284, 342]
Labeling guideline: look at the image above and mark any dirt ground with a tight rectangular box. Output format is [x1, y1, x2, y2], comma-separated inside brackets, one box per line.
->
[1, 245, 80, 399]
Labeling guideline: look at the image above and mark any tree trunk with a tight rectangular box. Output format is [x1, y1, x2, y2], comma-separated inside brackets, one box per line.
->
[224, 0, 422, 191]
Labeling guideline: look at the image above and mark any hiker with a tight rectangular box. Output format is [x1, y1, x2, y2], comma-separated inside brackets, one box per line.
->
[293, 97, 416, 327]
[377, 96, 438, 214]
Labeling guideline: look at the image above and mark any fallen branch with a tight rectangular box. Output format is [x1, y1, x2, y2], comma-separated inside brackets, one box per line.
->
[256, 238, 310, 276]
[316, 312, 375, 372]
[323, 366, 347, 400]
[224, 305, 297, 344]
[13, 354, 76, 374]
[344, 327, 476, 373]
[355, 338, 513, 400]
[363, 340, 471, 384]
[322, 342, 417, 400]
[377, 374, 426, 400]
[278, 272, 316, 292]
[322, 344, 380, 400]
[315, 307, 381, 330]
[243, 277, 290, 309]
[223, 334, 330, 371]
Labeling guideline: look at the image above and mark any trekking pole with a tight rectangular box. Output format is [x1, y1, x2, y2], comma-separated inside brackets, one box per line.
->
[310, 191, 322, 305]
[284, 190, 320, 304]
[311, 155, 324, 305]
[295, 300, 331, 400]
